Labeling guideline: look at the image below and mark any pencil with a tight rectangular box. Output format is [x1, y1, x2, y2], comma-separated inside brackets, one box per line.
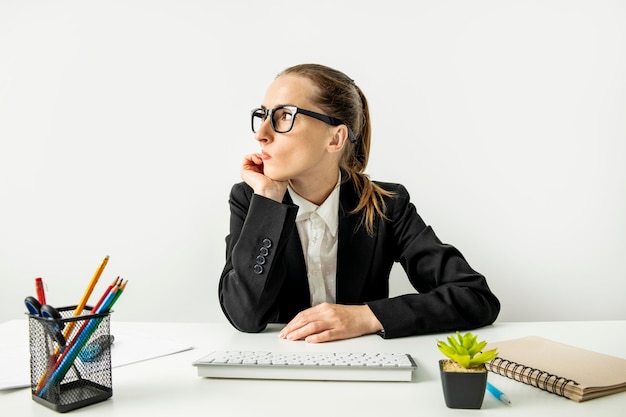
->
[62, 255, 109, 339]
[108, 279, 127, 309]
[92, 276, 120, 312]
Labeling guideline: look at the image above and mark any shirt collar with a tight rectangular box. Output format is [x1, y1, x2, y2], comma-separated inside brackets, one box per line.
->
[288, 173, 341, 237]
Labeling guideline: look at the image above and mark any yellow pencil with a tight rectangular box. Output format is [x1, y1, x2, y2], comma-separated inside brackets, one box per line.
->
[62, 255, 110, 339]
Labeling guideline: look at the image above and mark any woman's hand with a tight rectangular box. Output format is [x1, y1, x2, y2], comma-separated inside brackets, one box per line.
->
[241, 153, 288, 202]
[278, 303, 384, 343]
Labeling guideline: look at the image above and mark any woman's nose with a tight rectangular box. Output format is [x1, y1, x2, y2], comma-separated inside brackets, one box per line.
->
[255, 118, 273, 143]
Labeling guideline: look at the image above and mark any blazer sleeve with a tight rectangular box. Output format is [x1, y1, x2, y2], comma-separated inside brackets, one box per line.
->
[218, 183, 298, 333]
[366, 184, 500, 338]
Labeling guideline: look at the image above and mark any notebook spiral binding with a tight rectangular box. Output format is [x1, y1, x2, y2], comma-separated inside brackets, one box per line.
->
[486, 357, 579, 397]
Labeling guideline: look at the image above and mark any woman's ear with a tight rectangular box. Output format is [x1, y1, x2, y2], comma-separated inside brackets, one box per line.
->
[327, 125, 349, 154]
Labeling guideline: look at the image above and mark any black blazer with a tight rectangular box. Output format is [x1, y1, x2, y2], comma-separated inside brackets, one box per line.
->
[219, 179, 500, 339]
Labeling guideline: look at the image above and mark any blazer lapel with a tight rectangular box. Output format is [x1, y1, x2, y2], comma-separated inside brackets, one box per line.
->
[336, 179, 378, 303]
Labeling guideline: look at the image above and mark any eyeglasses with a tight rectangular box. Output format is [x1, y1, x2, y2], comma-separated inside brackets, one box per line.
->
[251, 106, 356, 144]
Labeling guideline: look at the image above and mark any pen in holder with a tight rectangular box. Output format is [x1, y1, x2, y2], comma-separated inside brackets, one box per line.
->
[28, 305, 113, 413]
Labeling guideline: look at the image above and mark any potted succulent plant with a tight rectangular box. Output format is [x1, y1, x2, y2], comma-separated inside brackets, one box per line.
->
[437, 331, 498, 409]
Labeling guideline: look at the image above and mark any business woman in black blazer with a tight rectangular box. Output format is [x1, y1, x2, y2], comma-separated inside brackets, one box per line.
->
[219, 64, 500, 342]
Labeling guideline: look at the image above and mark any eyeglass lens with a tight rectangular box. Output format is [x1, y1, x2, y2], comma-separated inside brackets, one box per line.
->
[252, 107, 296, 134]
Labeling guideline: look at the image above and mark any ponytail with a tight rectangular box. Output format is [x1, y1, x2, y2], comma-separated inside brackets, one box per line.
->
[341, 84, 395, 235]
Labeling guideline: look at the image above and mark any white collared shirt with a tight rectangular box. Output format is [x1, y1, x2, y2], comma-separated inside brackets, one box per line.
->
[288, 175, 341, 306]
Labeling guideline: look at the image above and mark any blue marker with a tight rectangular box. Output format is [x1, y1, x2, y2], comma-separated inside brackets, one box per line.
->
[487, 382, 511, 405]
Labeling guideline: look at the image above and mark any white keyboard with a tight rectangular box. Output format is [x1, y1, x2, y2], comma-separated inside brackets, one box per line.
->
[192, 350, 417, 382]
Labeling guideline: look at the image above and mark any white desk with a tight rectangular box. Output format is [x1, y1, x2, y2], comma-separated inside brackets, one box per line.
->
[1, 320, 625, 416]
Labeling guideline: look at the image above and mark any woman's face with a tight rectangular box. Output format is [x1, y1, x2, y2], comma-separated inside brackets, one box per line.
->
[255, 74, 340, 183]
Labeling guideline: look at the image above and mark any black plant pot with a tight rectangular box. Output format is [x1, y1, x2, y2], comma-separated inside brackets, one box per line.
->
[439, 360, 488, 409]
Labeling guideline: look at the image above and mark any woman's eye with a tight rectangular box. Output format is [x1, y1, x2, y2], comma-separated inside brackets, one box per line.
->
[277, 109, 293, 121]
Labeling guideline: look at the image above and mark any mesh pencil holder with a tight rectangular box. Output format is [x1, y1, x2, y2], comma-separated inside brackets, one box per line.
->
[28, 306, 113, 413]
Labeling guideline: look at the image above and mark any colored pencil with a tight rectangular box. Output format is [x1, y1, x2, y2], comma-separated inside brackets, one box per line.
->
[62, 255, 109, 339]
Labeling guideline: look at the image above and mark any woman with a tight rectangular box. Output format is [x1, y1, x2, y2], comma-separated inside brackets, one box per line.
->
[219, 64, 500, 343]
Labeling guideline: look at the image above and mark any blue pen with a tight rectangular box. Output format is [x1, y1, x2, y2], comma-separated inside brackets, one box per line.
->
[487, 382, 511, 405]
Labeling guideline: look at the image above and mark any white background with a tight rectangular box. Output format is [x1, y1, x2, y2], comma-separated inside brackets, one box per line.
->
[1, 0, 625, 325]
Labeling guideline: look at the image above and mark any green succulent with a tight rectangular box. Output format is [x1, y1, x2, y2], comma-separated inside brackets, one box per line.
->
[437, 331, 498, 369]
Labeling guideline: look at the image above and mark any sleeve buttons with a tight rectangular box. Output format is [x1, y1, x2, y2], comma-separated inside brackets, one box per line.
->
[253, 238, 273, 274]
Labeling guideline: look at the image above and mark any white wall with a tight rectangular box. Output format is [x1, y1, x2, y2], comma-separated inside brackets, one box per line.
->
[1, 0, 625, 325]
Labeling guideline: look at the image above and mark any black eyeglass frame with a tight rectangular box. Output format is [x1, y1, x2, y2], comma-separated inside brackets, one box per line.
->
[251, 105, 357, 144]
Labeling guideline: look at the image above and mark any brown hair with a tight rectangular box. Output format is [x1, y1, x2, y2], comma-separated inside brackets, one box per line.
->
[279, 64, 394, 235]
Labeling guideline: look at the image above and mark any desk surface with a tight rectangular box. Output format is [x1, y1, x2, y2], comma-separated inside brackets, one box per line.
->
[1, 320, 625, 416]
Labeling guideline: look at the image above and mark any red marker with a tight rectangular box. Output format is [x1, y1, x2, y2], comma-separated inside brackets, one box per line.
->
[35, 277, 46, 304]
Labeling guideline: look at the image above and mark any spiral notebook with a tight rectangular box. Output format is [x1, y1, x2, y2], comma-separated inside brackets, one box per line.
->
[485, 336, 626, 402]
